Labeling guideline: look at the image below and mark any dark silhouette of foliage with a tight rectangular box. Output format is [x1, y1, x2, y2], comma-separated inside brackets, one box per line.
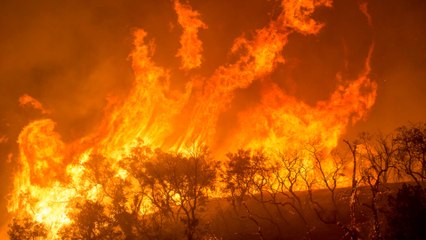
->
[143, 147, 218, 240]
[394, 124, 426, 184]
[8, 217, 47, 240]
[60, 200, 123, 240]
[224, 149, 269, 207]
[384, 184, 426, 240]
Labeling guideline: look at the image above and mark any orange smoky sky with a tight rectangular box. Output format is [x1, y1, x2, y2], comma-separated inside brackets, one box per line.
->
[0, 0, 425, 234]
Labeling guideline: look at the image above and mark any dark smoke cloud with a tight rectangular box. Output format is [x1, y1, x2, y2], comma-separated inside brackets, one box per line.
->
[0, 0, 425, 235]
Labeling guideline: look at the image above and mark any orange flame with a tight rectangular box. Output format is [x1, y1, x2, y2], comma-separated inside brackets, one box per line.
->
[174, 0, 207, 70]
[281, 0, 332, 34]
[93, 29, 191, 158]
[19, 94, 51, 115]
[231, 45, 376, 154]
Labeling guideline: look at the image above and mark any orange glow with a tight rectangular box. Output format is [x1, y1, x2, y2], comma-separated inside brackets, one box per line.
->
[174, 0, 207, 70]
[281, 0, 332, 34]
[19, 94, 50, 115]
[0, 135, 7, 144]
[8, 0, 377, 238]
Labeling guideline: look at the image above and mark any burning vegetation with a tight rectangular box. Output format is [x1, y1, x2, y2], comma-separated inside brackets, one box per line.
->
[5, 0, 426, 239]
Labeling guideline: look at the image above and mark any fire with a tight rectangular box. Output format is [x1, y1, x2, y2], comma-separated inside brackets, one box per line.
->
[19, 94, 51, 115]
[94, 29, 191, 159]
[0, 135, 7, 144]
[282, 0, 332, 34]
[174, 0, 207, 70]
[9, 120, 72, 237]
[8, 0, 377, 238]
[233, 45, 376, 154]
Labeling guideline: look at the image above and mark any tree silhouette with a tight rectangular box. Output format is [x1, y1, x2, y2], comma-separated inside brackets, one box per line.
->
[224, 149, 268, 208]
[385, 184, 426, 240]
[394, 124, 426, 184]
[8, 217, 47, 240]
[60, 200, 123, 240]
[141, 146, 218, 240]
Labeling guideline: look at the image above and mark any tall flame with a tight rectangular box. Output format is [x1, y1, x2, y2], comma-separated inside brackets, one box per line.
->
[174, 0, 207, 70]
[94, 29, 191, 158]
[8, 0, 377, 238]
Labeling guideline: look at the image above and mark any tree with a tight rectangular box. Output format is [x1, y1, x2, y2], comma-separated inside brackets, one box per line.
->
[342, 139, 361, 239]
[385, 184, 426, 240]
[357, 133, 397, 240]
[118, 144, 160, 239]
[224, 149, 268, 208]
[222, 149, 275, 238]
[60, 200, 123, 240]
[142, 146, 218, 240]
[268, 152, 310, 235]
[394, 124, 426, 184]
[306, 143, 345, 225]
[8, 217, 47, 240]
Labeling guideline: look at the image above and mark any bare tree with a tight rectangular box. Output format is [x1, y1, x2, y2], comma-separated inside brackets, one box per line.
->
[268, 152, 310, 233]
[394, 124, 426, 184]
[343, 139, 361, 240]
[306, 144, 345, 225]
[357, 132, 397, 240]
[224, 149, 261, 209]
